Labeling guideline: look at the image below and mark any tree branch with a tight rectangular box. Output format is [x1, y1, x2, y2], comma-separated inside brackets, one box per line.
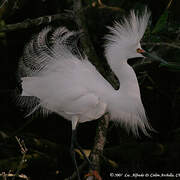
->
[0, 3, 124, 34]
[73, 0, 104, 73]
[64, 161, 88, 180]
[72, 0, 110, 179]
[97, 0, 125, 12]
[87, 114, 110, 180]
[142, 42, 180, 50]
[0, 14, 68, 32]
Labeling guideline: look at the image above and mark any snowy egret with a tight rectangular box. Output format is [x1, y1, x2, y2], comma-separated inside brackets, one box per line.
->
[16, 7, 164, 179]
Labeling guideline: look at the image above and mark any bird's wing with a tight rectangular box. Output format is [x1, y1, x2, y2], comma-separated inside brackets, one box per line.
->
[18, 27, 112, 118]
[19, 26, 112, 90]
[21, 75, 107, 121]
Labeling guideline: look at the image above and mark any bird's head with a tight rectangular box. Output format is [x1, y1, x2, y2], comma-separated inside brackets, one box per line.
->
[105, 7, 150, 62]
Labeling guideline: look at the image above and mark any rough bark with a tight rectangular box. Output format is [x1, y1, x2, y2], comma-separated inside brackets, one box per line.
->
[0, 14, 68, 32]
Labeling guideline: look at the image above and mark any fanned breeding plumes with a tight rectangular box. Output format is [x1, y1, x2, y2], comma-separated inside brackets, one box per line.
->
[105, 8, 150, 47]
[17, 7, 153, 136]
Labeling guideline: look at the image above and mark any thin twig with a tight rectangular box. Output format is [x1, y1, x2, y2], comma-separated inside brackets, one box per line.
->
[15, 136, 28, 154]
[0, 0, 8, 9]
[98, 4, 125, 12]
[64, 161, 88, 180]
[0, 173, 29, 180]
[167, 0, 173, 9]
[97, 0, 125, 12]
[12, 137, 28, 180]
[97, 0, 104, 6]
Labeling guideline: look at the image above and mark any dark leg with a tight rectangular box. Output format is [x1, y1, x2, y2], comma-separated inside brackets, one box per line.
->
[74, 140, 93, 169]
[71, 129, 81, 180]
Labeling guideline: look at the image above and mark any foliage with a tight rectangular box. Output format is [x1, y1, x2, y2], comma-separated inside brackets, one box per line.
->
[152, 10, 169, 34]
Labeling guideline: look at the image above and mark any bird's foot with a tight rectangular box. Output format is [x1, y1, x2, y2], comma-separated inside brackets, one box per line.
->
[84, 170, 102, 180]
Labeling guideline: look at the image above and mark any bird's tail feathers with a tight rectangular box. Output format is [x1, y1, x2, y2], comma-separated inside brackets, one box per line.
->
[14, 93, 50, 118]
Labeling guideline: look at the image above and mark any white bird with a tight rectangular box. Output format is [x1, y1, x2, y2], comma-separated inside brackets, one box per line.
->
[18, 8, 152, 135]
[17, 7, 154, 179]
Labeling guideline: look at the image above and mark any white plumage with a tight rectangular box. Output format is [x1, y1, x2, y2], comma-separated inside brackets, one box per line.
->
[18, 8, 152, 136]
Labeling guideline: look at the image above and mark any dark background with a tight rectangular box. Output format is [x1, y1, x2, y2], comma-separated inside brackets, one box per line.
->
[0, 0, 180, 179]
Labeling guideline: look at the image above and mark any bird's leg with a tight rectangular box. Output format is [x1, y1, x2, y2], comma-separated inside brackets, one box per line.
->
[72, 119, 93, 168]
[70, 119, 94, 180]
[71, 119, 81, 180]
[74, 138, 92, 167]
[71, 130, 81, 180]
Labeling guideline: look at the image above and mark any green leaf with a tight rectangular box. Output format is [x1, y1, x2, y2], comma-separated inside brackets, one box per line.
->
[0, 20, 5, 38]
[152, 10, 168, 34]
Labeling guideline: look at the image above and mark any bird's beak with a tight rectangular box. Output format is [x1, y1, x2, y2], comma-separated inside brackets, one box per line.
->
[136, 48, 168, 64]
[136, 48, 145, 54]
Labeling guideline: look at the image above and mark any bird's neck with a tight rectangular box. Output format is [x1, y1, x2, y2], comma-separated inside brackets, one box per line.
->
[105, 51, 150, 136]
[111, 61, 141, 97]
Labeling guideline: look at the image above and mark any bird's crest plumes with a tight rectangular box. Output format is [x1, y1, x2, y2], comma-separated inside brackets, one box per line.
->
[105, 7, 150, 48]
